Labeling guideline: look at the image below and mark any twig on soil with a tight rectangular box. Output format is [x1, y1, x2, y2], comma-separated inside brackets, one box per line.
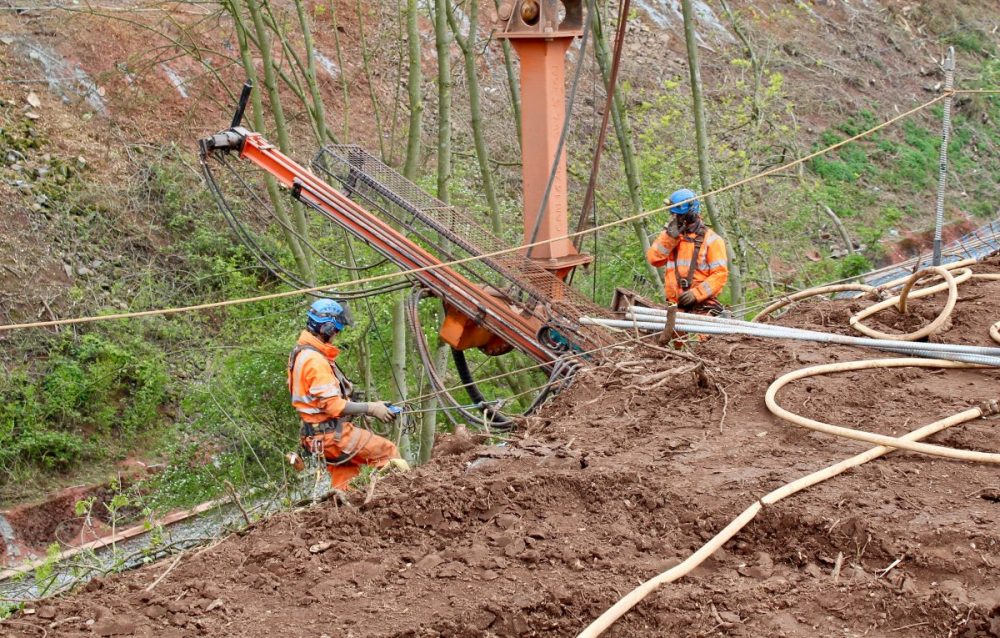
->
[47, 616, 81, 630]
[363, 473, 380, 505]
[223, 480, 251, 527]
[716, 383, 729, 431]
[144, 550, 185, 592]
[632, 339, 702, 364]
[1, 620, 48, 636]
[891, 621, 929, 632]
[623, 363, 701, 391]
[831, 551, 844, 583]
[877, 558, 902, 578]
[709, 603, 733, 626]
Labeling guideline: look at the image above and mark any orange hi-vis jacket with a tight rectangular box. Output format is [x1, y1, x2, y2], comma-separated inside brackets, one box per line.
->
[287, 330, 353, 424]
[646, 226, 729, 305]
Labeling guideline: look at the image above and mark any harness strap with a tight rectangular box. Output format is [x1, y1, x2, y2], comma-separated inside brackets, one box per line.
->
[287, 344, 321, 395]
[674, 226, 707, 291]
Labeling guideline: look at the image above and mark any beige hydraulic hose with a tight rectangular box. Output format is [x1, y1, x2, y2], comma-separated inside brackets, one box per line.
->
[850, 266, 969, 340]
[875, 257, 977, 291]
[752, 283, 879, 323]
[578, 261, 1000, 637]
[765, 358, 999, 463]
[577, 380, 998, 638]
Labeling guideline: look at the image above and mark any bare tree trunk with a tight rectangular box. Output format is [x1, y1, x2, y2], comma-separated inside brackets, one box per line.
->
[244, 0, 315, 283]
[293, 0, 330, 145]
[390, 293, 410, 459]
[226, 0, 313, 282]
[403, 0, 423, 179]
[327, 0, 351, 140]
[447, 0, 501, 231]
[680, 0, 744, 307]
[493, 0, 522, 148]
[418, 343, 449, 464]
[433, 0, 452, 202]
[589, 0, 660, 285]
[356, 0, 387, 160]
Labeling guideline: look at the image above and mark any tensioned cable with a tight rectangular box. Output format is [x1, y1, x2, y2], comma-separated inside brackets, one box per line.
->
[204, 154, 408, 299]
[3, 89, 997, 334]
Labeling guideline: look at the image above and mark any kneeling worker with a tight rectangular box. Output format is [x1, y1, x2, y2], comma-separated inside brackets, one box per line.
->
[646, 188, 729, 315]
[288, 299, 409, 489]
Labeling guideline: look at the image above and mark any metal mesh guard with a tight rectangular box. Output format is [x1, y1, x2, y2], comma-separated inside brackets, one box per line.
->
[314, 145, 614, 349]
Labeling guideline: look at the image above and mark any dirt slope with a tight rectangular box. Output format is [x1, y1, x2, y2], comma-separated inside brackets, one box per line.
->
[7, 259, 1000, 637]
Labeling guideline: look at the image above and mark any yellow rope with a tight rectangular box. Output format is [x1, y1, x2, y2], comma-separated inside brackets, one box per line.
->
[0, 90, 976, 334]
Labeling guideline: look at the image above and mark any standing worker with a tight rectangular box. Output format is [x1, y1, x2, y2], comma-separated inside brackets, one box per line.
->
[646, 188, 729, 315]
[288, 299, 410, 489]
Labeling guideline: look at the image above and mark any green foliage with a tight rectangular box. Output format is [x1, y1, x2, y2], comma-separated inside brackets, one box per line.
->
[0, 333, 169, 486]
[837, 254, 873, 279]
[943, 30, 994, 55]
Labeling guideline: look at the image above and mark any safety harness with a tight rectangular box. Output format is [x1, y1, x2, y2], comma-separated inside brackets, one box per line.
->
[287, 344, 353, 466]
[674, 225, 707, 295]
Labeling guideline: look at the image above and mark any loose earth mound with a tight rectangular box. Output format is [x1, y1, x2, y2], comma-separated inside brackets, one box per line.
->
[7, 261, 1000, 637]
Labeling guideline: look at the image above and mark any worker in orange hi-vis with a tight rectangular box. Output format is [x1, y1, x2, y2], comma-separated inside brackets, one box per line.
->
[287, 299, 410, 490]
[646, 188, 729, 316]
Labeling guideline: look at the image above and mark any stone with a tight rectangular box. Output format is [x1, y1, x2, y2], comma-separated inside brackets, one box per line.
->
[144, 604, 167, 619]
[94, 620, 137, 636]
[415, 553, 445, 571]
[36, 606, 57, 620]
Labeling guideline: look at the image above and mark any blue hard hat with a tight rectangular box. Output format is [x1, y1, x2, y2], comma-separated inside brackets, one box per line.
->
[667, 188, 700, 215]
[307, 298, 349, 332]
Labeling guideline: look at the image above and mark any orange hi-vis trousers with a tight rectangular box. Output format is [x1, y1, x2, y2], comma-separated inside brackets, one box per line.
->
[302, 421, 399, 490]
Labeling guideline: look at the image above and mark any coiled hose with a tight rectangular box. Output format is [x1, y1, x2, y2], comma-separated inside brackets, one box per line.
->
[405, 289, 574, 431]
[577, 261, 1000, 637]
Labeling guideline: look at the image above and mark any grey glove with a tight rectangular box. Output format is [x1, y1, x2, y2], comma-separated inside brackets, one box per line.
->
[366, 401, 395, 423]
[664, 216, 681, 239]
[678, 290, 698, 308]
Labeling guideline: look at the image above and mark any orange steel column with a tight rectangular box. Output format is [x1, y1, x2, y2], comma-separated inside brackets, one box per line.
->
[513, 37, 575, 263]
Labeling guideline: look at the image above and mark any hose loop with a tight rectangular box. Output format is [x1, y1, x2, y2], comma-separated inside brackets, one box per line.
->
[850, 266, 967, 341]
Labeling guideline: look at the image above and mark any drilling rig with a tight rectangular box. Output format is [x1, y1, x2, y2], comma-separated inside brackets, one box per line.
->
[199, 0, 612, 427]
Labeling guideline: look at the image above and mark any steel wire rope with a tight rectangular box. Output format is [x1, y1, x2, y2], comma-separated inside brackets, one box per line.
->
[398, 325, 667, 409]
[344, 234, 410, 410]
[214, 152, 392, 276]
[204, 150, 409, 298]
[570, 0, 630, 250]
[3, 88, 992, 333]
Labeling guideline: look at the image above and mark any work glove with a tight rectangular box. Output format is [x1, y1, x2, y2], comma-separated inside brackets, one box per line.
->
[366, 401, 396, 423]
[664, 216, 681, 239]
[678, 290, 698, 308]
[386, 458, 411, 472]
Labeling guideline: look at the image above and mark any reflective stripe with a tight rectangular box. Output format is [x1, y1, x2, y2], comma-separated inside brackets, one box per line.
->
[700, 281, 713, 296]
[295, 406, 324, 415]
[706, 259, 727, 268]
[310, 382, 341, 398]
[291, 394, 312, 404]
[653, 243, 671, 257]
[704, 233, 720, 247]
[664, 260, 676, 270]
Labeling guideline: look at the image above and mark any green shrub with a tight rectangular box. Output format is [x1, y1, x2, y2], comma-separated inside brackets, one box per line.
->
[837, 254, 873, 279]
